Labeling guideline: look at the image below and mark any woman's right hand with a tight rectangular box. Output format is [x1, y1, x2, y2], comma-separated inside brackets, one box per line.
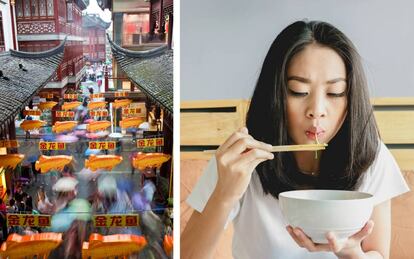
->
[214, 127, 274, 204]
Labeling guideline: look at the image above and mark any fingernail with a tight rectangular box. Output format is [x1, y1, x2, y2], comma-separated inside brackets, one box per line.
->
[294, 229, 301, 236]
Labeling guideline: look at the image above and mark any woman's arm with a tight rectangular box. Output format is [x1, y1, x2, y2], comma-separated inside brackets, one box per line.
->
[181, 189, 237, 259]
[360, 200, 391, 259]
[181, 127, 274, 259]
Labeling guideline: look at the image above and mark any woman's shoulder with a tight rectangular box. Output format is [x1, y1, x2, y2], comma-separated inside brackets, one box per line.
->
[368, 140, 396, 173]
[357, 139, 409, 204]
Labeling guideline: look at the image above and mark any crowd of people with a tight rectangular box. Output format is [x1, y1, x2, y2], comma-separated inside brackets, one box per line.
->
[0, 167, 172, 258]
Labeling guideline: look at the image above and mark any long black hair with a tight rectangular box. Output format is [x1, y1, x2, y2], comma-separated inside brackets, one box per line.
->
[246, 20, 379, 198]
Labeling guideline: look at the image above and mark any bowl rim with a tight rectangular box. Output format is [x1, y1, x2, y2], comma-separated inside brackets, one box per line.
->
[296, 225, 366, 231]
[278, 189, 373, 202]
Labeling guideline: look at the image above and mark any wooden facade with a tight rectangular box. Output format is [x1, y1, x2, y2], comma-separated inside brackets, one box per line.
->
[14, 0, 87, 92]
[82, 14, 110, 64]
[150, 0, 173, 47]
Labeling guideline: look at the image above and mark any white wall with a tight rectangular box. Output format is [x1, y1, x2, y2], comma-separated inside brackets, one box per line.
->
[181, 0, 414, 100]
[1, 0, 16, 51]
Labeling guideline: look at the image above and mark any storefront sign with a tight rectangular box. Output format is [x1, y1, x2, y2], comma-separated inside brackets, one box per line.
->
[39, 142, 66, 150]
[91, 93, 104, 98]
[0, 140, 19, 148]
[114, 92, 128, 97]
[89, 141, 116, 150]
[90, 110, 109, 117]
[56, 111, 75, 118]
[7, 214, 51, 227]
[23, 110, 42, 116]
[122, 108, 141, 115]
[40, 93, 53, 99]
[64, 94, 78, 99]
[93, 214, 139, 227]
[137, 138, 164, 148]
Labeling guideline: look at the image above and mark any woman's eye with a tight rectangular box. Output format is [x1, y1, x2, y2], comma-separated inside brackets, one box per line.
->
[327, 92, 346, 97]
[288, 89, 308, 97]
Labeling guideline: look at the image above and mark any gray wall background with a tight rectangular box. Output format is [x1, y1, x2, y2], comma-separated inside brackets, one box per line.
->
[181, 0, 414, 101]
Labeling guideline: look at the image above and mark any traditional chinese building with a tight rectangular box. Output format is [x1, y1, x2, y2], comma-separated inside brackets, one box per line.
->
[13, 0, 88, 95]
[97, 0, 173, 47]
[82, 13, 111, 65]
[108, 36, 173, 197]
[149, 0, 173, 47]
[97, 0, 173, 90]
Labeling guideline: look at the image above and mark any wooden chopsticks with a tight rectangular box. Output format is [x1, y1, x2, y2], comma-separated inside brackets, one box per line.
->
[203, 143, 327, 153]
[270, 143, 327, 152]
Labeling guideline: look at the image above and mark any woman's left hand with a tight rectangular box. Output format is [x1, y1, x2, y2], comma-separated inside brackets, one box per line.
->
[286, 220, 374, 259]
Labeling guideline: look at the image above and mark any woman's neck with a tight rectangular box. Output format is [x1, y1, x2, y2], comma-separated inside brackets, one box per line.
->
[293, 151, 321, 174]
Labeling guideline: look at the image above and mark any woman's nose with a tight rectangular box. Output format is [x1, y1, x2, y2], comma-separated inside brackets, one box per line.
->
[306, 96, 327, 119]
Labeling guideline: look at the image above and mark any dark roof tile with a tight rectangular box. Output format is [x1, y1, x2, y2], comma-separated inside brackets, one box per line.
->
[0, 40, 65, 133]
[108, 36, 173, 115]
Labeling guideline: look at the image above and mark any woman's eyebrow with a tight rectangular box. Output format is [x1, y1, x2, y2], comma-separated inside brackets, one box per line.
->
[287, 76, 310, 83]
[287, 76, 346, 84]
[326, 78, 346, 84]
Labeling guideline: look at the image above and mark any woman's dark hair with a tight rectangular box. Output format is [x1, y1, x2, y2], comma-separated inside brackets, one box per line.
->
[246, 20, 379, 198]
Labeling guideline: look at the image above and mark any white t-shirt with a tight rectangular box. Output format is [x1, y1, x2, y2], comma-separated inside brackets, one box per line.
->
[187, 142, 410, 259]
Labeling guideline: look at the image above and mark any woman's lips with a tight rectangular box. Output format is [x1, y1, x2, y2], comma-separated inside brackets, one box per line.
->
[305, 131, 325, 141]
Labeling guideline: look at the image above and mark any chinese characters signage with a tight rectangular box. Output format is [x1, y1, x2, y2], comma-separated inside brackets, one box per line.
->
[56, 111, 75, 118]
[23, 110, 42, 116]
[93, 214, 139, 227]
[7, 214, 51, 227]
[39, 142, 66, 150]
[90, 110, 109, 117]
[122, 108, 141, 115]
[137, 138, 164, 148]
[89, 141, 116, 150]
[40, 93, 53, 99]
[0, 140, 19, 148]
[91, 93, 104, 98]
[114, 92, 128, 97]
[64, 94, 78, 99]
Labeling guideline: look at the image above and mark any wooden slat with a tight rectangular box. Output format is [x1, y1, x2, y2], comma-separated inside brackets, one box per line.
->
[390, 149, 414, 171]
[374, 111, 414, 144]
[371, 97, 414, 106]
[180, 112, 243, 145]
[180, 152, 213, 160]
[181, 100, 249, 146]
[181, 99, 247, 109]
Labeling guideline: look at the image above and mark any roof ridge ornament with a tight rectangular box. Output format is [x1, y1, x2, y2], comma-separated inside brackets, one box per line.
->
[19, 64, 28, 72]
[0, 70, 9, 81]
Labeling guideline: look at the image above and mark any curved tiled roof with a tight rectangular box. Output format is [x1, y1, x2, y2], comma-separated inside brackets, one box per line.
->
[82, 13, 111, 30]
[0, 39, 65, 133]
[108, 35, 173, 115]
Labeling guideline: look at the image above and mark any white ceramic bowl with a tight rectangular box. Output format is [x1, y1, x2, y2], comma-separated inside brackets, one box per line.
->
[279, 190, 373, 244]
